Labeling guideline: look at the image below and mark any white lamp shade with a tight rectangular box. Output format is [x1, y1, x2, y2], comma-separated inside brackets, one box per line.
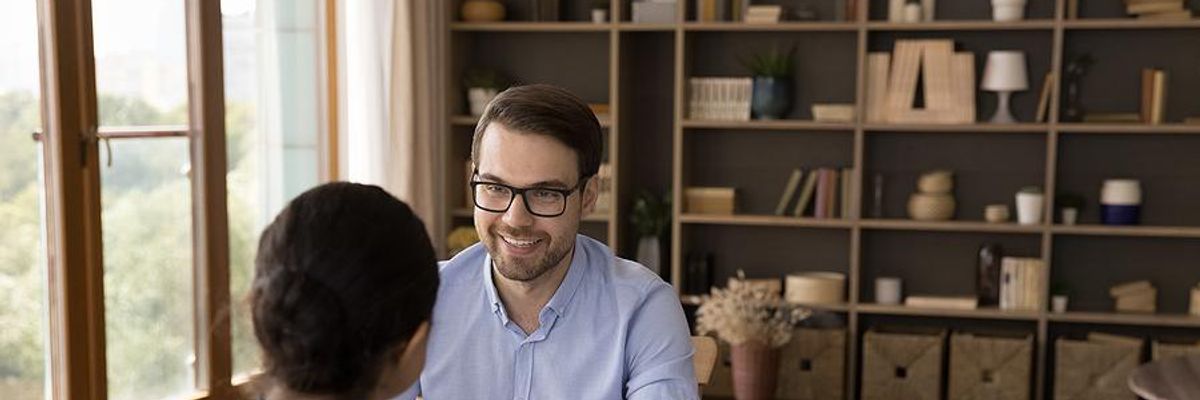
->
[981, 51, 1029, 92]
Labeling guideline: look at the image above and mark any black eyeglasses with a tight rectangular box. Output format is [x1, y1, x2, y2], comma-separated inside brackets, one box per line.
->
[469, 173, 588, 218]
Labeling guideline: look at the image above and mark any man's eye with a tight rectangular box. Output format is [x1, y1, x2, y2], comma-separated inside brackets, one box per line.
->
[530, 189, 560, 200]
[483, 184, 508, 194]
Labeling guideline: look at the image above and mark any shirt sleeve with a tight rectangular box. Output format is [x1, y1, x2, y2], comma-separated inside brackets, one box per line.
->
[624, 282, 701, 400]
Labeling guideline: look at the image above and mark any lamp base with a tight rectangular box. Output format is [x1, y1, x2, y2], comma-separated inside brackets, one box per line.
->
[989, 90, 1018, 124]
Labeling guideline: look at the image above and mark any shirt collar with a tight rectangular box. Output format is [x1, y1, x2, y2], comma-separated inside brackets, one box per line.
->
[482, 235, 589, 320]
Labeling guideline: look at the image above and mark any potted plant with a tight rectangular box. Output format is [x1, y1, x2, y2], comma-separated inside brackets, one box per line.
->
[743, 45, 796, 120]
[1055, 192, 1085, 225]
[697, 271, 811, 400]
[591, 0, 610, 23]
[1050, 281, 1069, 313]
[1015, 186, 1044, 225]
[630, 190, 670, 276]
[463, 68, 505, 116]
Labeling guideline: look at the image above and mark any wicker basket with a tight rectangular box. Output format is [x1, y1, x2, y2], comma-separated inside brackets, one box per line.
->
[862, 328, 946, 400]
[777, 328, 846, 400]
[1152, 338, 1200, 360]
[948, 332, 1033, 400]
[1053, 334, 1142, 400]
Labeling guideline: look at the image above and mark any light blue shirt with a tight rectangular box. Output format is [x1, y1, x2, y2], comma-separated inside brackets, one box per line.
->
[400, 234, 698, 400]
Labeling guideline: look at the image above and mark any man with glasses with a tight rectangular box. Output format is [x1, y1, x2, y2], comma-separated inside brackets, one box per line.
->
[399, 84, 698, 399]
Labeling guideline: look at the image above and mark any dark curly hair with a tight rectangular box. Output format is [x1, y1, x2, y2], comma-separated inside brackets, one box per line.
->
[250, 182, 439, 398]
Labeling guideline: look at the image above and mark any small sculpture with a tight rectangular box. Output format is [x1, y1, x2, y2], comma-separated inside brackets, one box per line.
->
[1062, 53, 1094, 123]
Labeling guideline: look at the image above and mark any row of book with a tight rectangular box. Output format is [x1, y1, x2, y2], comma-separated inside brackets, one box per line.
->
[1124, 0, 1193, 20]
[865, 40, 975, 124]
[686, 77, 752, 121]
[773, 167, 855, 219]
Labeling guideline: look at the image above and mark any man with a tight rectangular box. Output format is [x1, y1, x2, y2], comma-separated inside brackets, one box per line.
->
[402, 84, 698, 399]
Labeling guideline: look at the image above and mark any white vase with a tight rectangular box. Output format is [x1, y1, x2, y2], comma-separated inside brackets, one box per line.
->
[467, 87, 498, 116]
[636, 236, 661, 276]
[1015, 192, 1044, 225]
[1051, 295, 1068, 313]
[1061, 207, 1079, 225]
[591, 8, 608, 23]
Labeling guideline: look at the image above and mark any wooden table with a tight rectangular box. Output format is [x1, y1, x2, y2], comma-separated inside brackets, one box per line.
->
[1129, 355, 1200, 400]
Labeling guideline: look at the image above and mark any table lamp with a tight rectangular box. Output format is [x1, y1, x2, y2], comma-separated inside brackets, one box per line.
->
[982, 51, 1028, 123]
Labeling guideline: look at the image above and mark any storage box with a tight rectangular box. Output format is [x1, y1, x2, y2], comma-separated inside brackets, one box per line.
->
[811, 104, 856, 122]
[862, 328, 946, 400]
[785, 272, 846, 305]
[1114, 287, 1156, 313]
[1053, 334, 1142, 400]
[777, 328, 846, 400]
[685, 187, 736, 215]
[632, 1, 677, 23]
[1152, 338, 1200, 360]
[948, 332, 1033, 400]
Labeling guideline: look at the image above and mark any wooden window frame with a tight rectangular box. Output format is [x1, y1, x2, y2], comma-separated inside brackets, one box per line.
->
[35, 0, 339, 398]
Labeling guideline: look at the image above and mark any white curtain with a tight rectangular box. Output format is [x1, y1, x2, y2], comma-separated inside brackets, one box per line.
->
[342, 0, 444, 247]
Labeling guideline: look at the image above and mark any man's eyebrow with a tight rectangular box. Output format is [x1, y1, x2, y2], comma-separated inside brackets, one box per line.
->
[478, 173, 570, 188]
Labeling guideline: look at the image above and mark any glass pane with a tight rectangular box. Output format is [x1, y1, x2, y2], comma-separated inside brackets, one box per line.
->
[100, 138, 195, 400]
[0, 1, 49, 399]
[92, 0, 189, 127]
[222, 0, 325, 378]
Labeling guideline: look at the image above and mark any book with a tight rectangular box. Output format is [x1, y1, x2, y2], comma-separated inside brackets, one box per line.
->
[1109, 280, 1154, 297]
[774, 169, 805, 216]
[745, 5, 783, 23]
[815, 168, 833, 219]
[1127, 0, 1184, 14]
[1151, 69, 1167, 124]
[792, 171, 820, 217]
[866, 53, 891, 122]
[1141, 68, 1157, 123]
[1138, 9, 1193, 19]
[827, 169, 840, 218]
[905, 295, 979, 310]
[1036, 72, 1054, 123]
[840, 168, 853, 219]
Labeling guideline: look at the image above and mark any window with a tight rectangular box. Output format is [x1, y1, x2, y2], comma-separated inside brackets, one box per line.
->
[221, 0, 326, 377]
[0, 1, 49, 399]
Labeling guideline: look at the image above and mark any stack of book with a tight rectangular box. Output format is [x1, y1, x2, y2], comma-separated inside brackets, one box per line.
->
[999, 257, 1045, 311]
[687, 77, 752, 121]
[1110, 280, 1157, 313]
[773, 167, 854, 219]
[1140, 68, 1168, 124]
[1124, 0, 1193, 19]
[744, 5, 783, 23]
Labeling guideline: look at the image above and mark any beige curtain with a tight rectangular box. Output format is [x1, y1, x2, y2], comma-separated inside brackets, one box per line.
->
[386, 0, 444, 249]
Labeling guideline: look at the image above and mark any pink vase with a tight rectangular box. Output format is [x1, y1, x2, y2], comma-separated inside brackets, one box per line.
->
[731, 341, 780, 400]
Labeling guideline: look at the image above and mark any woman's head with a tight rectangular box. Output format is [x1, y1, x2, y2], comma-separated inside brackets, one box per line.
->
[251, 182, 439, 399]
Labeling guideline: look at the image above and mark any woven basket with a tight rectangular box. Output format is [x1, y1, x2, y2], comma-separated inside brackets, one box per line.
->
[862, 328, 946, 400]
[1152, 338, 1200, 360]
[777, 328, 846, 400]
[1053, 336, 1142, 400]
[948, 332, 1033, 400]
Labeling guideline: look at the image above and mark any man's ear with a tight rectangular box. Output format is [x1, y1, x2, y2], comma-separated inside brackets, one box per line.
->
[581, 175, 599, 215]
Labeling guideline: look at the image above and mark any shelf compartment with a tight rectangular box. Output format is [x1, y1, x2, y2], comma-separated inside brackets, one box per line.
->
[1056, 134, 1200, 226]
[681, 225, 851, 292]
[1062, 29, 1200, 125]
[858, 303, 1040, 321]
[1051, 235, 1200, 315]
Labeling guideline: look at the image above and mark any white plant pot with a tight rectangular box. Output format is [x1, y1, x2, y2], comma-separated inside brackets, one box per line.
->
[636, 236, 661, 276]
[1015, 192, 1044, 225]
[1061, 207, 1079, 225]
[1051, 295, 1069, 313]
[591, 9, 608, 23]
[992, 0, 1026, 21]
[467, 87, 498, 116]
[876, 277, 903, 305]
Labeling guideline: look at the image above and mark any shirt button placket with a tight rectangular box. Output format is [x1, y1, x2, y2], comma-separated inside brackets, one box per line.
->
[514, 342, 534, 400]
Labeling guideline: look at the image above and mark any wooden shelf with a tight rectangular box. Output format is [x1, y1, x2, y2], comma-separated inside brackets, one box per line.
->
[682, 119, 855, 131]
[679, 294, 851, 312]
[858, 303, 1040, 321]
[452, 114, 612, 128]
[1052, 224, 1200, 239]
[1063, 18, 1200, 30]
[860, 219, 1045, 234]
[863, 123, 1050, 133]
[450, 22, 612, 32]
[1049, 311, 1200, 328]
[452, 208, 612, 223]
[616, 23, 677, 31]
[679, 214, 854, 229]
[1056, 123, 1200, 134]
[684, 22, 859, 32]
[867, 20, 1055, 31]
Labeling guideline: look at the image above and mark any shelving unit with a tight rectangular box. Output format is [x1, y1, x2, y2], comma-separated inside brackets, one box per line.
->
[440, 1, 1200, 399]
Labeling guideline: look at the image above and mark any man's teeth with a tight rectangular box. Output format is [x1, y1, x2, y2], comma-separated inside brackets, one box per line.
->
[503, 236, 539, 247]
